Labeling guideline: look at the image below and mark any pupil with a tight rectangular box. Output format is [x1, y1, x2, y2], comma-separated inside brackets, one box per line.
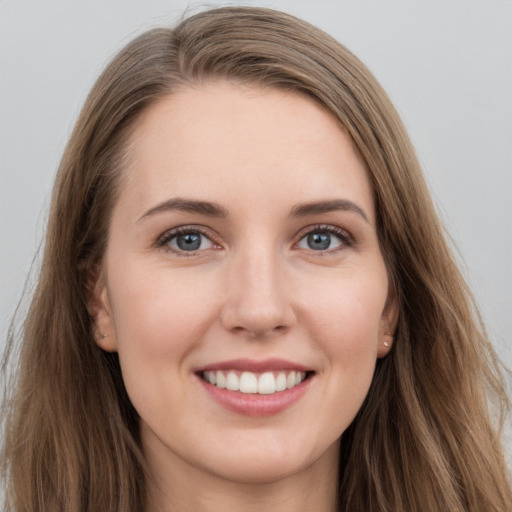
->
[307, 233, 331, 250]
[177, 233, 201, 251]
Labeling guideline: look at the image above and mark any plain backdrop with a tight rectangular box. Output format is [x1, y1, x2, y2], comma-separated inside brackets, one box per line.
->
[1, 0, 511, 444]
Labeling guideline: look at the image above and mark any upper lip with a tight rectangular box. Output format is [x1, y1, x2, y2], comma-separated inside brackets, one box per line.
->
[197, 358, 312, 373]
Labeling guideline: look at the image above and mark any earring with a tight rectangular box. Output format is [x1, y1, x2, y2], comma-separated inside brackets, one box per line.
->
[383, 332, 393, 348]
[96, 333, 108, 340]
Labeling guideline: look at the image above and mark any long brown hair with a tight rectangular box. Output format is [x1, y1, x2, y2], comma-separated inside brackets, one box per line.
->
[2, 7, 510, 511]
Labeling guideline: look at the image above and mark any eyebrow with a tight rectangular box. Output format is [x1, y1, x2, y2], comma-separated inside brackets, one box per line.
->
[137, 198, 228, 222]
[137, 197, 369, 224]
[289, 199, 370, 223]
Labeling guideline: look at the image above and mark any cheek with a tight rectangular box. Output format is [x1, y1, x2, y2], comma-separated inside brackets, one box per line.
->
[107, 262, 219, 373]
[106, 263, 223, 425]
[300, 266, 388, 409]
[289, 268, 388, 443]
[304, 270, 386, 351]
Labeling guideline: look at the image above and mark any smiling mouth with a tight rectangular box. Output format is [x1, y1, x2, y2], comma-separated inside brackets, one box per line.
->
[199, 370, 312, 395]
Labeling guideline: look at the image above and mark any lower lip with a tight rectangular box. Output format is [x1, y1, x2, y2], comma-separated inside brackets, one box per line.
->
[197, 375, 312, 416]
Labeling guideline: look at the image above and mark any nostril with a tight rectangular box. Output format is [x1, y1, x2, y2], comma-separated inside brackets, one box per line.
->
[247, 324, 289, 338]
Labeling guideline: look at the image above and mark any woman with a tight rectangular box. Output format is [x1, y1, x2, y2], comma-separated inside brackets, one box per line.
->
[1, 6, 510, 512]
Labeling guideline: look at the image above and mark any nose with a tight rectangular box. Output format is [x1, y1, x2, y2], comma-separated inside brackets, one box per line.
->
[220, 247, 296, 339]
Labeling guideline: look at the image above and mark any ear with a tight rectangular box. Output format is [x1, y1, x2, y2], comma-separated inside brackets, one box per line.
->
[377, 285, 399, 359]
[87, 266, 118, 352]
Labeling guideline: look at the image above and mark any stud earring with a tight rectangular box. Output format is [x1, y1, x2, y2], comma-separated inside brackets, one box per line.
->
[96, 333, 108, 340]
[383, 332, 393, 348]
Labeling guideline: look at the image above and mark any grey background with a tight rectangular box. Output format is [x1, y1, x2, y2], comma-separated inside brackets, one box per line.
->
[1, 0, 511, 458]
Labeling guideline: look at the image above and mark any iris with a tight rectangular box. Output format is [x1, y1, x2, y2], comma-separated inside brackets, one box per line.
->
[307, 233, 331, 250]
[177, 233, 202, 251]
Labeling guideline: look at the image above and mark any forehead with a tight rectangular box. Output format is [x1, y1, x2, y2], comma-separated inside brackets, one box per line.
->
[118, 81, 374, 222]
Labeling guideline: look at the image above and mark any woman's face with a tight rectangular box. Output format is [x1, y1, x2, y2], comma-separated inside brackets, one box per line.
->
[93, 81, 397, 485]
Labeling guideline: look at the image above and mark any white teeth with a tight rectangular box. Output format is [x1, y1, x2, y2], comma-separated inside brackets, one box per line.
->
[226, 371, 239, 391]
[275, 372, 287, 391]
[216, 371, 226, 389]
[203, 369, 308, 394]
[239, 372, 258, 393]
[258, 372, 276, 394]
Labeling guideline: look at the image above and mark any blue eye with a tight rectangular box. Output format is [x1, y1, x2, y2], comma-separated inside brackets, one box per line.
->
[297, 228, 346, 251]
[161, 229, 215, 253]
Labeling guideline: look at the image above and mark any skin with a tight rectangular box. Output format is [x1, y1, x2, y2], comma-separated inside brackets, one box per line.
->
[91, 81, 398, 512]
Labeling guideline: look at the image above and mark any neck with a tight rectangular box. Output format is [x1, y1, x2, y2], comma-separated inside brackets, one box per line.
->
[144, 438, 339, 512]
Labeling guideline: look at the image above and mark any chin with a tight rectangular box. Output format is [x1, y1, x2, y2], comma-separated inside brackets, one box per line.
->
[202, 438, 339, 486]
[208, 456, 309, 485]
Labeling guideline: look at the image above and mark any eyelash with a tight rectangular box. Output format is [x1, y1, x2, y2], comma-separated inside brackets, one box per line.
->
[155, 226, 218, 256]
[296, 224, 354, 256]
[155, 224, 354, 257]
